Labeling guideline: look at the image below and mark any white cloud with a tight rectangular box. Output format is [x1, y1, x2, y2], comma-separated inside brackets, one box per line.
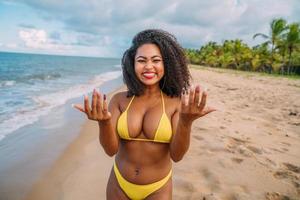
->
[16, 28, 116, 57]
[4, 0, 300, 56]
[19, 29, 47, 48]
[18, 28, 76, 53]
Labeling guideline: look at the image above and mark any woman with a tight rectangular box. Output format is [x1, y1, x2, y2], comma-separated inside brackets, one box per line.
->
[73, 29, 216, 199]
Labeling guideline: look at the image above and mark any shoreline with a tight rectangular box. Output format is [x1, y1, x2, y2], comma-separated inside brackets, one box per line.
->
[0, 76, 124, 200]
[25, 67, 300, 199]
[25, 85, 126, 200]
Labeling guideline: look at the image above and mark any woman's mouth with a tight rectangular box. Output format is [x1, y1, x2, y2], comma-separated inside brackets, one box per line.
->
[142, 72, 156, 79]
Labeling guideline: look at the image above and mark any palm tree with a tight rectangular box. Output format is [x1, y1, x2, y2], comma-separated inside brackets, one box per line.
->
[276, 38, 289, 74]
[253, 18, 287, 65]
[198, 42, 220, 67]
[185, 49, 201, 64]
[252, 43, 272, 72]
[285, 23, 300, 74]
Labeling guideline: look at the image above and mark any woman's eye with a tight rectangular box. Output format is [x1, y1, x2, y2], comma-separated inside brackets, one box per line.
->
[137, 60, 146, 63]
[153, 60, 161, 63]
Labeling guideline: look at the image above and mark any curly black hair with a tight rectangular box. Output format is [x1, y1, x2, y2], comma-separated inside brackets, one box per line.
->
[121, 29, 191, 97]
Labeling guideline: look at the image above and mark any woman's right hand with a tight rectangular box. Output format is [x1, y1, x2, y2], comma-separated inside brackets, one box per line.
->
[72, 89, 111, 121]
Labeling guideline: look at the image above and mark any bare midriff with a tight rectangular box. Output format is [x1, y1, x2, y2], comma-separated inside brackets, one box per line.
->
[115, 139, 172, 185]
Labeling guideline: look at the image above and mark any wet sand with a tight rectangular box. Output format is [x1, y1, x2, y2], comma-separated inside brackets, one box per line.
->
[25, 66, 300, 200]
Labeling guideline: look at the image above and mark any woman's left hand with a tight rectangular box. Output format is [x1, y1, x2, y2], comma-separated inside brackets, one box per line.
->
[180, 84, 216, 123]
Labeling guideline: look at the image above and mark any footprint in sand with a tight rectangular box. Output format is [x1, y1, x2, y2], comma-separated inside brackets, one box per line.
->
[220, 184, 251, 199]
[273, 163, 300, 195]
[265, 192, 292, 200]
[194, 126, 208, 131]
[280, 142, 291, 147]
[262, 148, 273, 154]
[283, 163, 300, 174]
[199, 168, 221, 192]
[236, 146, 253, 157]
[264, 158, 277, 167]
[173, 179, 196, 200]
[193, 135, 204, 141]
[273, 170, 294, 180]
[207, 143, 228, 153]
[256, 156, 277, 169]
[225, 137, 254, 157]
[226, 119, 232, 123]
[281, 147, 289, 152]
[273, 169, 299, 192]
[174, 178, 195, 193]
[227, 137, 248, 148]
[246, 145, 263, 155]
[270, 148, 285, 153]
[231, 157, 244, 164]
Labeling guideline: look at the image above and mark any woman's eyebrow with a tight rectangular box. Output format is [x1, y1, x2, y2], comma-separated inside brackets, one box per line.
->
[151, 55, 162, 59]
[136, 56, 147, 59]
[136, 55, 162, 59]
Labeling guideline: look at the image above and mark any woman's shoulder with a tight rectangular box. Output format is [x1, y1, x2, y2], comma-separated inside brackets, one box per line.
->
[109, 91, 129, 111]
[164, 93, 181, 101]
[110, 90, 130, 103]
[164, 94, 181, 110]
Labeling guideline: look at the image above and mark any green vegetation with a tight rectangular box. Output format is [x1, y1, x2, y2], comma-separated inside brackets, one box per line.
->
[185, 18, 300, 76]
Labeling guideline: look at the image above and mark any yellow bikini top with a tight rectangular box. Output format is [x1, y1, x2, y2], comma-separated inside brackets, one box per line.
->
[117, 90, 173, 143]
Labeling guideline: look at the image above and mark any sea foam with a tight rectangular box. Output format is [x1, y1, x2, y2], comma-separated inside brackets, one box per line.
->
[0, 71, 121, 141]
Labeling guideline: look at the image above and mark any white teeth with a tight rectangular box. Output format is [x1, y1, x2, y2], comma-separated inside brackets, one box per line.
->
[143, 72, 155, 76]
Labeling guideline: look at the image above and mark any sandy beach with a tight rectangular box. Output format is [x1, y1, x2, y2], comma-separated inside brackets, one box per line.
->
[25, 66, 300, 200]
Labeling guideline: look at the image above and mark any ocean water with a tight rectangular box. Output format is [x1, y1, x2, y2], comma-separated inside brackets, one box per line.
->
[0, 52, 122, 141]
[0, 52, 124, 200]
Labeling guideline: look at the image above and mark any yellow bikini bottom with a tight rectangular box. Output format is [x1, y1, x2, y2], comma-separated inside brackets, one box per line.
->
[113, 163, 172, 200]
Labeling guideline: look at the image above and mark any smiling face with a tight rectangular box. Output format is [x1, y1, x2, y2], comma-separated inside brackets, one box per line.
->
[134, 43, 164, 87]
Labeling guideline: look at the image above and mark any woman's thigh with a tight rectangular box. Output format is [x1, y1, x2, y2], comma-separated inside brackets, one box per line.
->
[106, 168, 129, 200]
[146, 178, 172, 200]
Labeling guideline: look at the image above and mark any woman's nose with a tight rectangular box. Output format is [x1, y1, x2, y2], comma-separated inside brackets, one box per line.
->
[144, 61, 154, 69]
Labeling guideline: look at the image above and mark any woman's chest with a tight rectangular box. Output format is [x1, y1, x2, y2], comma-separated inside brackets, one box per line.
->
[120, 99, 175, 139]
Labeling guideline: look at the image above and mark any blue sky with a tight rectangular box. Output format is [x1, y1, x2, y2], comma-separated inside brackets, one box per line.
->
[0, 0, 299, 58]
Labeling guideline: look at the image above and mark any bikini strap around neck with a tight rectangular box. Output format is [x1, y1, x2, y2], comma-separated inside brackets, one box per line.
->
[160, 90, 165, 112]
[126, 91, 165, 112]
[125, 95, 135, 111]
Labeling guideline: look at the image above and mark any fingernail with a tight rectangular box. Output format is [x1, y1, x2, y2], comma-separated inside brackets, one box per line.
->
[104, 94, 106, 100]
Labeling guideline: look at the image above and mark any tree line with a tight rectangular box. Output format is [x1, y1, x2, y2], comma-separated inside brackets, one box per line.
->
[185, 18, 300, 75]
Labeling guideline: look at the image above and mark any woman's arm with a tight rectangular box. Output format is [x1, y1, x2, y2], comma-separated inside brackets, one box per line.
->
[170, 111, 192, 162]
[73, 89, 121, 156]
[170, 85, 216, 162]
[98, 93, 120, 156]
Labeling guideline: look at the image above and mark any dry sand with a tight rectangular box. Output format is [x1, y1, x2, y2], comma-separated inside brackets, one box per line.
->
[25, 66, 300, 200]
